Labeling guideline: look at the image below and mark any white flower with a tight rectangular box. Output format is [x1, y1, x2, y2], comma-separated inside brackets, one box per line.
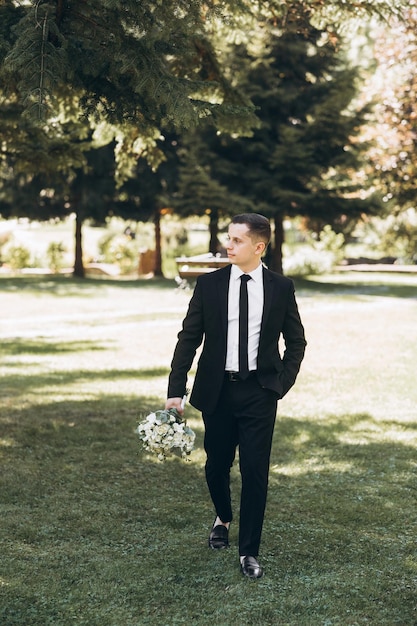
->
[137, 407, 196, 461]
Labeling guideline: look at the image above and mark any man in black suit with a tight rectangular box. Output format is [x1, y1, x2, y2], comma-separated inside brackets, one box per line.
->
[166, 213, 306, 579]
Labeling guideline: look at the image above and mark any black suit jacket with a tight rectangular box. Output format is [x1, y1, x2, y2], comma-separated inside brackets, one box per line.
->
[168, 264, 306, 414]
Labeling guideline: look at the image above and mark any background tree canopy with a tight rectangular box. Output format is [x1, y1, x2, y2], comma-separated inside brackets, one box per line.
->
[0, 0, 415, 276]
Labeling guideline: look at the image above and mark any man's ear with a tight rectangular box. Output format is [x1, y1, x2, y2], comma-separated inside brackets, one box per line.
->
[255, 241, 266, 256]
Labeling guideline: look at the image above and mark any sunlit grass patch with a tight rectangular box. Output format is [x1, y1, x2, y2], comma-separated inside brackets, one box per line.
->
[0, 274, 416, 625]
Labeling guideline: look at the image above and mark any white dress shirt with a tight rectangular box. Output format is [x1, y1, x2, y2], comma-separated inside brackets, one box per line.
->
[225, 263, 264, 373]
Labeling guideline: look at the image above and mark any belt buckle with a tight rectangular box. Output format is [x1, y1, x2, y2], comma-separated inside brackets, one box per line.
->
[227, 371, 240, 382]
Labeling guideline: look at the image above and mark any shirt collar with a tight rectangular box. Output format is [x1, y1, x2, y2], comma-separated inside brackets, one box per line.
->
[231, 262, 263, 282]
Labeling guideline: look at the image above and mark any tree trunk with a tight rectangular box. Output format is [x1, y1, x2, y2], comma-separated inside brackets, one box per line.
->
[271, 212, 284, 275]
[153, 209, 164, 277]
[73, 212, 85, 278]
[208, 209, 219, 254]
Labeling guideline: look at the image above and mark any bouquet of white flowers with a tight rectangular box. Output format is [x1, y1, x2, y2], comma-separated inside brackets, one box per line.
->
[136, 407, 195, 462]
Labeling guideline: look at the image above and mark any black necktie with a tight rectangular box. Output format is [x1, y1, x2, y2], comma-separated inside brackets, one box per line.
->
[239, 274, 251, 379]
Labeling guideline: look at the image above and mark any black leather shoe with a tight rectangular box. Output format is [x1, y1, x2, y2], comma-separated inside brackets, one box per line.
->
[208, 523, 229, 549]
[240, 556, 263, 579]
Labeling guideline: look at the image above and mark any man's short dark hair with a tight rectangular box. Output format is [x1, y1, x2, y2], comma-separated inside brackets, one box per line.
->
[231, 213, 271, 245]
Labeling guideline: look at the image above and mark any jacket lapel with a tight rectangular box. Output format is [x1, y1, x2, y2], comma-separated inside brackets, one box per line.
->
[260, 266, 273, 336]
[216, 265, 231, 338]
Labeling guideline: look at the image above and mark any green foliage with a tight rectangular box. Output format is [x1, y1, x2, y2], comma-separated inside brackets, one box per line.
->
[46, 240, 67, 272]
[314, 224, 345, 263]
[98, 232, 138, 274]
[160, 220, 206, 275]
[362, 6, 417, 223]
[0, 0, 257, 133]
[231, 17, 373, 221]
[4, 2, 66, 121]
[5, 243, 31, 269]
[174, 9, 375, 271]
[378, 214, 417, 262]
[0, 0, 414, 279]
[355, 211, 417, 262]
[283, 246, 336, 276]
[284, 225, 345, 276]
[0, 228, 12, 263]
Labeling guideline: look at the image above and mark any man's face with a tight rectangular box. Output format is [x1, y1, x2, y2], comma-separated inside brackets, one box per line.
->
[226, 223, 264, 272]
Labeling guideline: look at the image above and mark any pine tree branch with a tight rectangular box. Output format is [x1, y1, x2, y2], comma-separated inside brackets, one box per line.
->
[37, 9, 49, 120]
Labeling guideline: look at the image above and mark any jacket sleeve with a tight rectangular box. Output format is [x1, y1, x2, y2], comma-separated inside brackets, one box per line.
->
[281, 282, 307, 397]
[167, 278, 205, 399]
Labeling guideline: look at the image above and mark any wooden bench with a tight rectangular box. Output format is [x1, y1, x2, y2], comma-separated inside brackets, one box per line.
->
[176, 253, 230, 280]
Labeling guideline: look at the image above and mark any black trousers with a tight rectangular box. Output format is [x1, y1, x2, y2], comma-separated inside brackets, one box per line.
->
[202, 373, 278, 556]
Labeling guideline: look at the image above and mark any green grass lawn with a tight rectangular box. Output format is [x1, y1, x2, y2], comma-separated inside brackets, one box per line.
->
[1, 272, 416, 625]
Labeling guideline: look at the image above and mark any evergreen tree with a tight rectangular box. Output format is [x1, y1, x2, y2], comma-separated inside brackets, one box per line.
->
[238, 18, 375, 273]
[0, 0, 259, 276]
[173, 134, 256, 253]
[113, 137, 181, 276]
[0, 0, 257, 133]
[176, 7, 378, 273]
[0, 0, 409, 276]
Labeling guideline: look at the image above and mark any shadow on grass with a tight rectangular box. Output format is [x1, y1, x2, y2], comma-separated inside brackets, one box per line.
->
[1, 338, 109, 355]
[271, 411, 416, 473]
[0, 274, 175, 295]
[294, 275, 417, 299]
[0, 367, 171, 394]
[1, 273, 416, 300]
[0, 398, 416, 624]
[266, 412, 416, 573]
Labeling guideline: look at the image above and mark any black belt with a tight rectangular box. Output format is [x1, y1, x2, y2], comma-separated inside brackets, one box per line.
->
[225, 371, 256, 382]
